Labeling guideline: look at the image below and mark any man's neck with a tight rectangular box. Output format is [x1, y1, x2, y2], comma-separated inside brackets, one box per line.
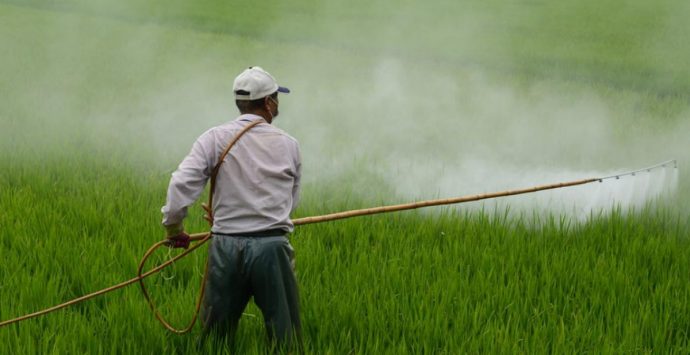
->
[247, 110, 271, 124]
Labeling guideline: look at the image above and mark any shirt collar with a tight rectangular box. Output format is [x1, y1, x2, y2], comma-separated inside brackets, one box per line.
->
[237, 114, 267, 124]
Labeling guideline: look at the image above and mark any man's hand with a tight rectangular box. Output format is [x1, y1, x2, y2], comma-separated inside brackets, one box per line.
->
[163, 223, 190, 249]
[165, 232, 191, 249]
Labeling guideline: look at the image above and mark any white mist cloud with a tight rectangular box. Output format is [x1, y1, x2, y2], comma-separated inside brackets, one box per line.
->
[2, 1, 687, 218]
[287, 57, 683, 217]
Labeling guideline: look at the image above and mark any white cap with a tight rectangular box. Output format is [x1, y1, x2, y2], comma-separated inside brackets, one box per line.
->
[233, 66, 290, 100]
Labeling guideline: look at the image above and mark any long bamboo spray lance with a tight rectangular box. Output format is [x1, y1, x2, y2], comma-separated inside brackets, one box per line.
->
[0, 159, 677, 330]
[193, 159, 674, 242]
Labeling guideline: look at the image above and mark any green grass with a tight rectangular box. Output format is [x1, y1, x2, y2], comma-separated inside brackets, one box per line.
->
[2, 159, 689, 353]
[1, 0, 689, 353]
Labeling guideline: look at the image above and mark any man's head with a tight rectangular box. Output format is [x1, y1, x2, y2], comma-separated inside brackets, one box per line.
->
[233, 66, 289, 123]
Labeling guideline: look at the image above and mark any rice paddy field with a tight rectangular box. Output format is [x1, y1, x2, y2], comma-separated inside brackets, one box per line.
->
[1, 0, 690, 353]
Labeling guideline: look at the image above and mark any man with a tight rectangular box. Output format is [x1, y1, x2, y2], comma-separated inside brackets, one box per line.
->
[161, 66, 302, 348]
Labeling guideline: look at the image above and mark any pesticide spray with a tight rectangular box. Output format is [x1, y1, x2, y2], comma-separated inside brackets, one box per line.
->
[478, 160, 681, 221]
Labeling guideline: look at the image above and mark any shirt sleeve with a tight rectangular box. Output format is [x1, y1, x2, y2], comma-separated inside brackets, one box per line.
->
[291, 141, 302, 212]
[161, 131, 215, 229]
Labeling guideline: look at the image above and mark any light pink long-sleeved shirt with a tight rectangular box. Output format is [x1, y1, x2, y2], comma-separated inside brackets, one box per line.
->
[161, 114, 301, 234]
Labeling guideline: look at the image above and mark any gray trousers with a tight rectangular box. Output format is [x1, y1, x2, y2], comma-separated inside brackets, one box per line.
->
[200, 234, 302, 348]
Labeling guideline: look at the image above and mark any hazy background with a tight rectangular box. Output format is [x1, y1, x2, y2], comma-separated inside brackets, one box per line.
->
[1, 0, 688, 218]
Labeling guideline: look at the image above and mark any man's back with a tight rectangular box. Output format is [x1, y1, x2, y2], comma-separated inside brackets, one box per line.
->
[161, 114, 301, 235]
[211, 114, 301, 234]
